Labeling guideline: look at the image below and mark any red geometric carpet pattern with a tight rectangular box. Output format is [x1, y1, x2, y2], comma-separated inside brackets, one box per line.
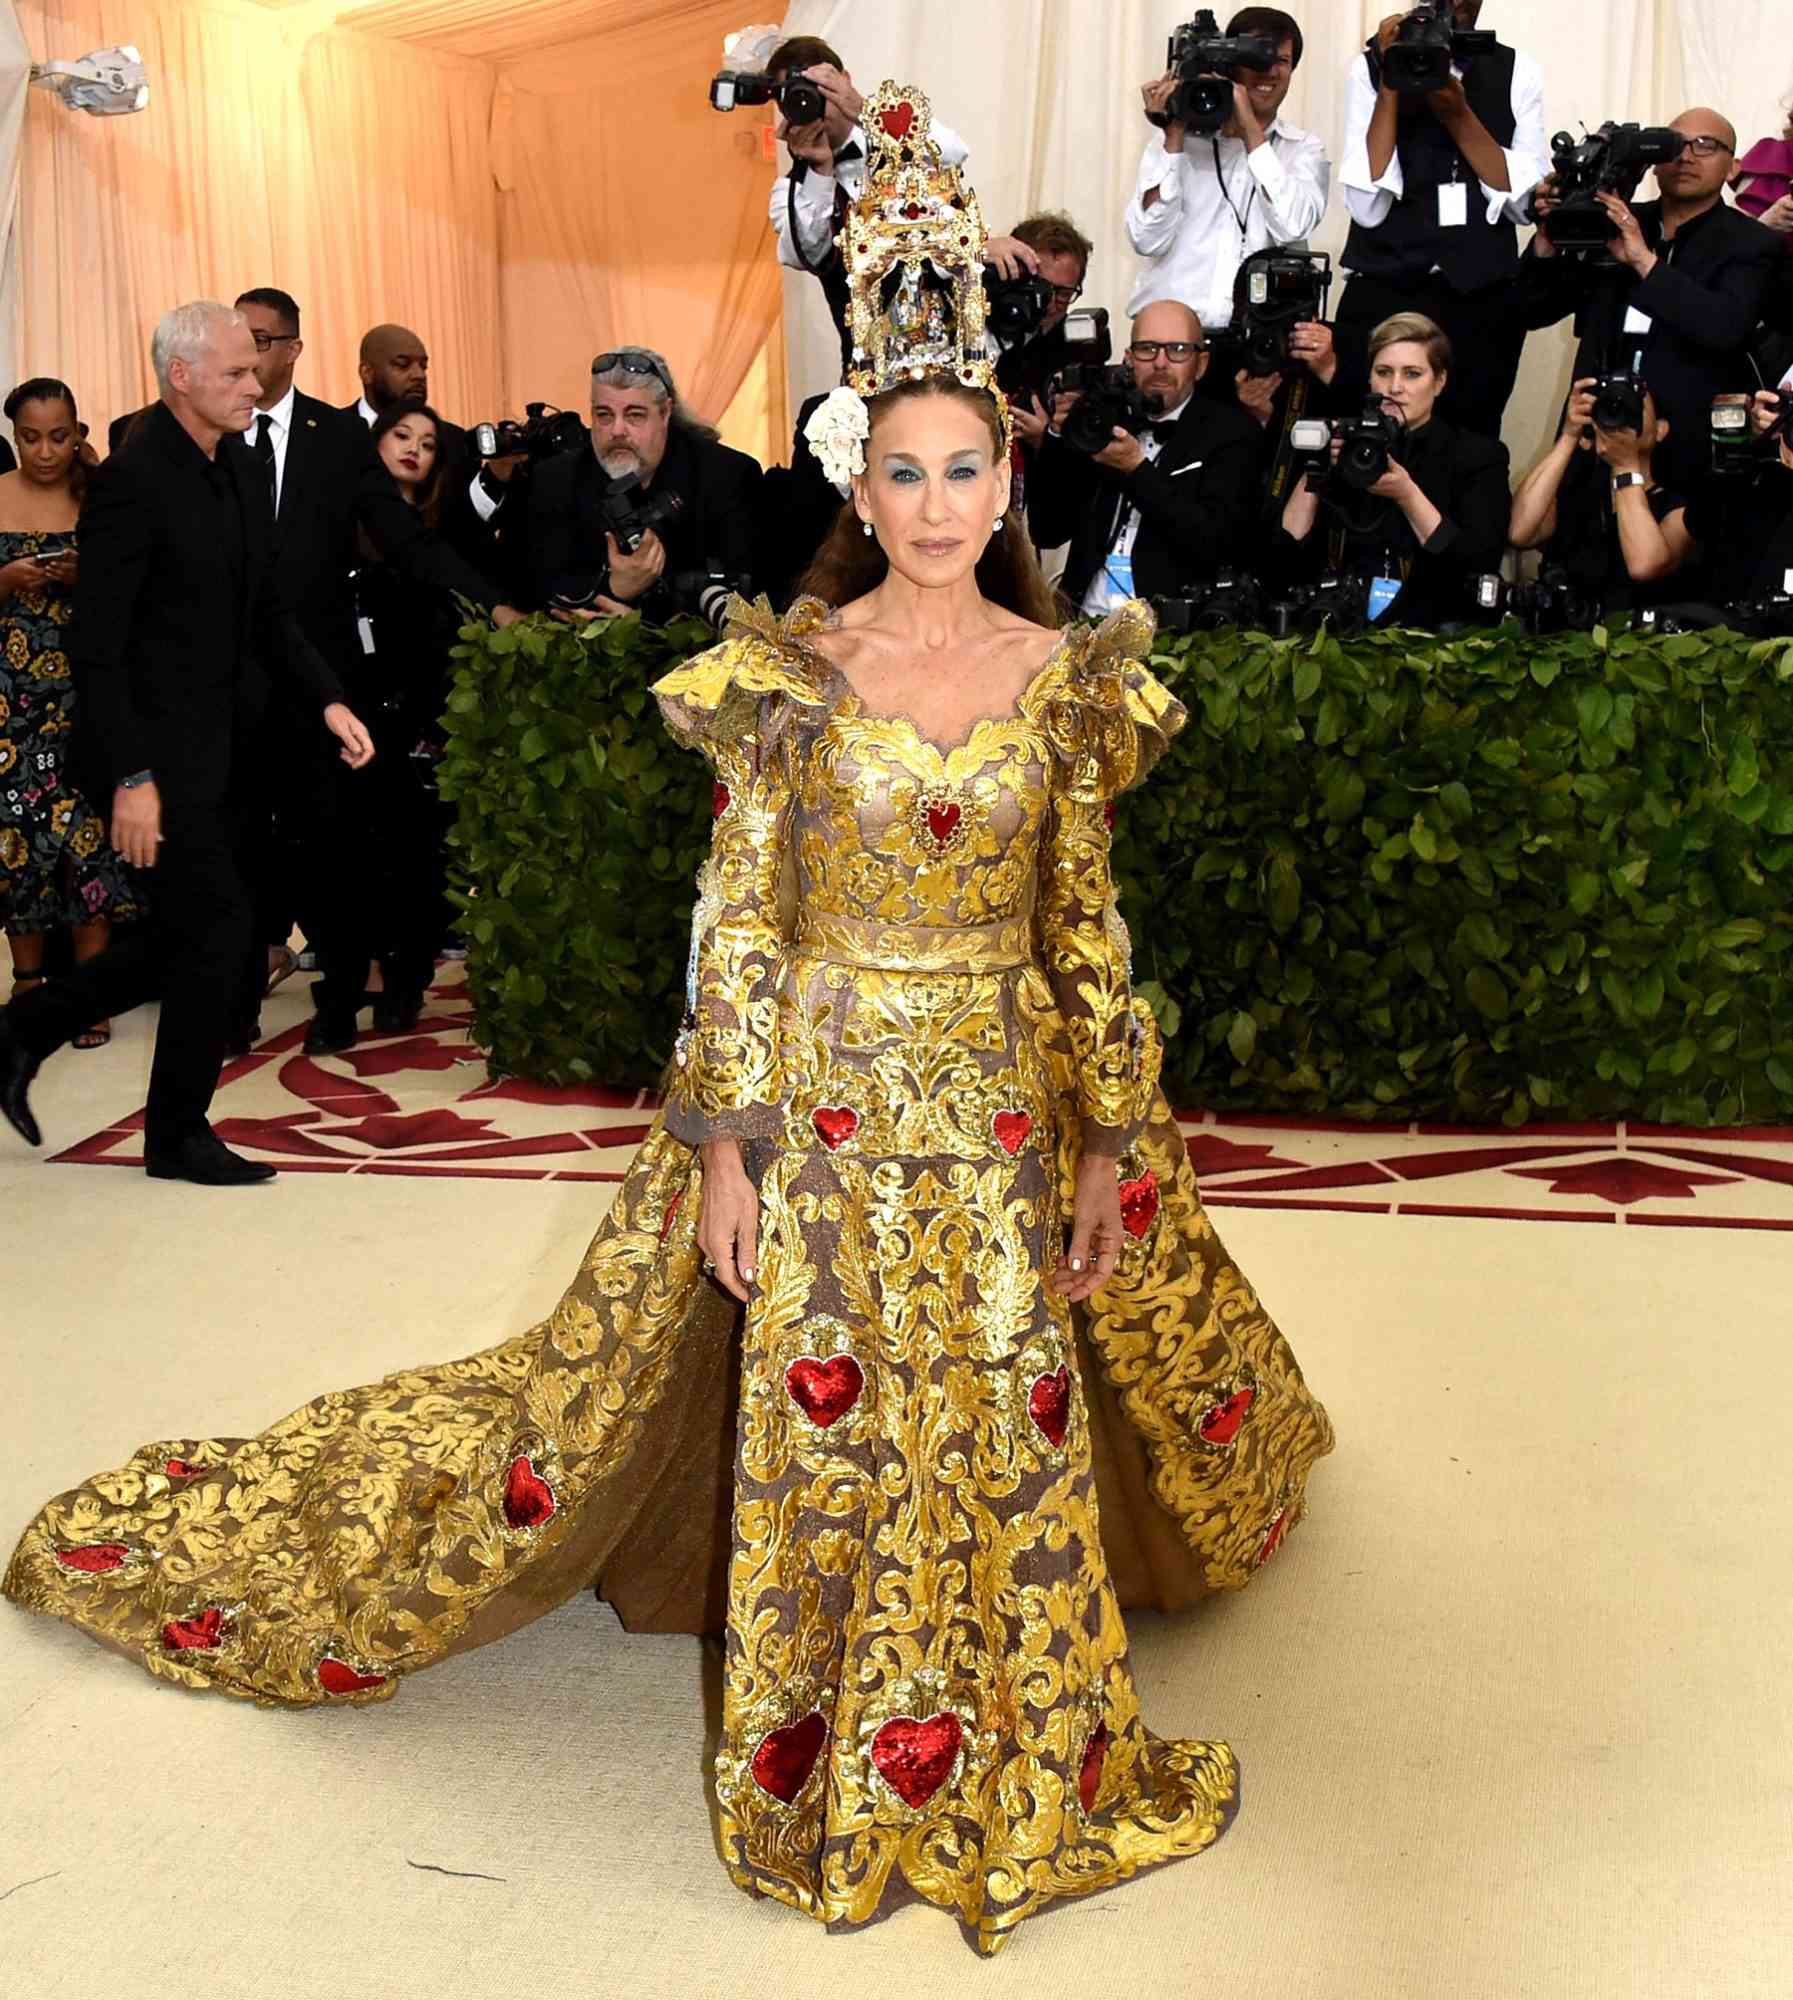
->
[52, 966, 1793, 1229]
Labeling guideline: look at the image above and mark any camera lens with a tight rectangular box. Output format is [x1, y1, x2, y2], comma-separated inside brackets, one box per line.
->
[779, 77, 825, 126]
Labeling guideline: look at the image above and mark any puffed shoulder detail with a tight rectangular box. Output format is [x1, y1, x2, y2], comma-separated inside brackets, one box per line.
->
[1035, 599, 1186, 801]
[652, 594, 839, 763]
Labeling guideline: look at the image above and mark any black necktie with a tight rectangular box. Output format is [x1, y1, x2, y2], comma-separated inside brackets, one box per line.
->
[252, 412, 276, 511]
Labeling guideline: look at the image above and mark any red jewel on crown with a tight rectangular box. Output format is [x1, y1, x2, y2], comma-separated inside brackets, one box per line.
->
[879, 101, 916, 141]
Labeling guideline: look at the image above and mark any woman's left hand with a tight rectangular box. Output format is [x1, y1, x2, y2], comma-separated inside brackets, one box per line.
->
[1053, 1155, 1125, 1302]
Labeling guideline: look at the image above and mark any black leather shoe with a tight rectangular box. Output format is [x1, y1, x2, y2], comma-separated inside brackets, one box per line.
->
[372, 993, 423, 1035]
[145, 1131, 276, 1185]
[0, 1010, 43, 1148]
[303, 1016, 358, 1057]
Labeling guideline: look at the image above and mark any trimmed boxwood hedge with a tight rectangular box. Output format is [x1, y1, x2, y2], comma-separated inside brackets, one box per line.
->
[440, 609, 1793, 1127]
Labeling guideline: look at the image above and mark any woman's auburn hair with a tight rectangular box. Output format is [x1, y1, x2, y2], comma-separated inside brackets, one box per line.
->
[796, 375, 1064, 629]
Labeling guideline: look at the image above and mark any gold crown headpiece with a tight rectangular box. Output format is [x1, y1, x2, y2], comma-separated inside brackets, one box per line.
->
[803, 81, 1013, 492]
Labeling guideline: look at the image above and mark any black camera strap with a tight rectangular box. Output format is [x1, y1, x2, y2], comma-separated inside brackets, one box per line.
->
[1211, 133, 1257, 239]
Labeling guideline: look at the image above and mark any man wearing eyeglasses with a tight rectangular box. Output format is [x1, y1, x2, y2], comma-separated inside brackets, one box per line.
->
[1126, 10, 1330, 356]
[1027, 300, 1261, 616]
[524, 347, 760, 626]
[1520, 107, 1781, 497]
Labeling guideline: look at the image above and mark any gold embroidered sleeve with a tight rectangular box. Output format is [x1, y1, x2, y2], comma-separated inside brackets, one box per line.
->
[1037, 602, 1182, 1156]
[654, 626, 821, 1145]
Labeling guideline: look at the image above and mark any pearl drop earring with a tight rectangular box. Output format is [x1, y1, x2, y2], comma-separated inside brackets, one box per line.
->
[862, 520, 873, 538]
[993, 516, 1005, 531]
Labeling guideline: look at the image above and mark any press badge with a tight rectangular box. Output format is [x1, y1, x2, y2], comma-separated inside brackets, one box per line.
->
[1103, 552, 1136, 599]
[1367, 575, 1403, 622]
[1437, 182, 1468, 228]
[357, 616, 376, 654]
[1622, 305, 1653, 335]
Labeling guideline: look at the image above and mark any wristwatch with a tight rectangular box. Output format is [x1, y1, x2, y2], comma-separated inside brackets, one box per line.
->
[118, 769, 155, 789]
[1611, 471, 1648, 493]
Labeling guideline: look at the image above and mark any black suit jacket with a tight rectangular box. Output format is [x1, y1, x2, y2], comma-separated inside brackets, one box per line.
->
[1517, 199, 1781, 490]
[107, 406, 151, 455]
[1027, 394, 1263, 605]
[70, 401, 344, 802]
[523, 427, 763, 612]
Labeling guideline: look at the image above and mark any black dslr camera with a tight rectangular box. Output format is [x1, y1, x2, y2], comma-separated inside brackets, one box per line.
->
[709, 66, 825, 125]
[471, 402, 587, 465]
[1056, 364, 1156, 456]
[1153, 570, 1263, 634]
[1589, 370, 1646, 434]
[1710, 396, 1757, 476]
[1289, 400, 1406, 492]
[1211, 250, 1332, 378]
[984, 270, 1056, 343]
[1377, 0, 1496, 95]
[601, 472, 684, 555]
[1540, 123, 1686, 255]
[1148, 10, 1278, 140]
[1504, 565, 1598, 636]
[669, 568, 754, 632]
[1263, 573, 1363, 637]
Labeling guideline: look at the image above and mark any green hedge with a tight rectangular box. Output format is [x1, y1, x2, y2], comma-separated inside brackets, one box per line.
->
[442, 611, 1793, 1127]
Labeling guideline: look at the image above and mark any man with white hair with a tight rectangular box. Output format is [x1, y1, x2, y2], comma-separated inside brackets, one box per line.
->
[0, 301, 376, 1186]
[523, 345, 761, 624]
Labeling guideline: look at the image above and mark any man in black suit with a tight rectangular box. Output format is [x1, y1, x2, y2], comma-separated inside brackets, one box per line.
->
[0, 301, 375, 1184]
[1026, 300, 1263, 610]
[230, 290, 516, 1053]
[1520, 107, 1781, 494]
[525, 347, 761, 624]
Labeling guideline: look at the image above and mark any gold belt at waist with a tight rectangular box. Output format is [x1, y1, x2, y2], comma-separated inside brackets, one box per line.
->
[792, 911, 1033, 975]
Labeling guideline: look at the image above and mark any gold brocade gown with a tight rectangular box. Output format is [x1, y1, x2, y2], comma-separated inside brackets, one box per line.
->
[3, 596, 1333, 1956]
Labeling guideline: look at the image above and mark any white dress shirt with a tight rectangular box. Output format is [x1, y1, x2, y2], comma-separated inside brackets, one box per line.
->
[1125, 118, 1332, 325]
[252, 382, 296, 515]
[1079, 396, 1191, 619]
[1339, 49, 1547, 233]
[771, 119, 971, 271]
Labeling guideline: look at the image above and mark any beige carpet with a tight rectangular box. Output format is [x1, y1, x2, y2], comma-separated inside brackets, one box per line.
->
[3, 979, 1790, 1999]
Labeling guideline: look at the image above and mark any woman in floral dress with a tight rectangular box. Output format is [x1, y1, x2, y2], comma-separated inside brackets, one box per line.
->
[0, 378, 136, 1042]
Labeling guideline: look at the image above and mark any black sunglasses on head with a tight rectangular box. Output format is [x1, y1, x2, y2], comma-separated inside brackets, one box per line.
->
[593, 350, 673, 396]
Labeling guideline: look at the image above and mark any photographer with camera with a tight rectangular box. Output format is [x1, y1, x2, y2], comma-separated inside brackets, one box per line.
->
[1276, 311, 1509, 628]
[1508, 378, 1695, 617]
[756, 35, 971, 370]
[1660, 389, 1793, 627]
[1025, 300, 1261, 613]
[1335, 2, 1547, 438]
[524, 348, 760, 629]
[1520, 108, 1781, 498]
[1125, 10, 1331, 343]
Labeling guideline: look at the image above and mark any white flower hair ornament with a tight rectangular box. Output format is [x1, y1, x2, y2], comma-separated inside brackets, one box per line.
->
[804, 386, 871, 496]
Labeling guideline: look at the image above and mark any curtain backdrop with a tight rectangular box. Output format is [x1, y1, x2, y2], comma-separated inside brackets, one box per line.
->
[778, 0, 1793, 470]
[11, 0, 780, 456]
[0, 6, 30, 398]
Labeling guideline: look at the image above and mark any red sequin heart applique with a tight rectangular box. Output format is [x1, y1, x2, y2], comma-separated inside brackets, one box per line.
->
[1028, 1366, 1071, 1448]
[879, 101, 916, 141]
[1103, 800, 1117, 830]
[812, 1106, 860, 1151]
[924, 801, 962, 847]
[162, 1607, 228, 1653]
[712, 781, 731, 820]
[317, 1657, 388, 1694]
[751, 1711, 829, 1803]
[1198, 1388, 1256, 1447]
[1078, 1721, 1110, 1814]
[785, 1354, 865, 1428]
[54, 1543, 130, 1573]
[659, 1190, 682, 1242]
[1118, 1168, 1160, 1239]
[992, 1110, 1033, 1157]
[1256, 1508, 1289, 1567]
[503, 1455, 556, 1531]
[164, 1459, 209, 1480]
[870, 1711, 962, 1809]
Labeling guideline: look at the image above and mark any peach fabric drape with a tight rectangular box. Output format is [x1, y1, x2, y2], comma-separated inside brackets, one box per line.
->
[15, 0, 500, 436]
[494, 3, 781, 435]
[11, 0, 782, 454]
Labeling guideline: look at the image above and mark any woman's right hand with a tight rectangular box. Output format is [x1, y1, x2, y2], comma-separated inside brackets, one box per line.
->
[699, 1138, 758, 1303]
[0, 554, 47, 599]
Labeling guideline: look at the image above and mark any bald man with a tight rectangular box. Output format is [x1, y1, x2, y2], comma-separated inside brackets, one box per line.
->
[1521, 105, 1781, 493]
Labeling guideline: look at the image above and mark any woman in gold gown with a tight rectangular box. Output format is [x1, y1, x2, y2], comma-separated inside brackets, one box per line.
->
[4, 85, 1331, 1956]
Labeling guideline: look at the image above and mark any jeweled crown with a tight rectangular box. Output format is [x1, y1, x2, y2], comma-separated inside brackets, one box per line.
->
[840, 82, 1012, 451]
